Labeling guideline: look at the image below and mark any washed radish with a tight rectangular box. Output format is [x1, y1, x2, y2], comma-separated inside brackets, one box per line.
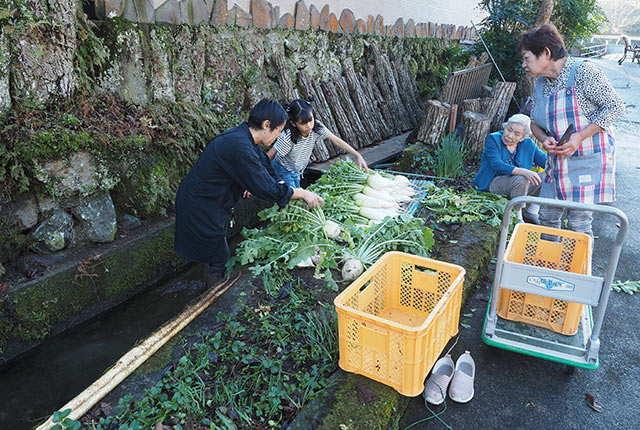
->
[367, 172, 394, 191]
[362, 185, 396, 203]
[354, 193, 400, 209]
[296, 257, 315, 268]
[393, 175, 410, 185]
[359, 207, 398, 222]
[310, 247, 325, 265]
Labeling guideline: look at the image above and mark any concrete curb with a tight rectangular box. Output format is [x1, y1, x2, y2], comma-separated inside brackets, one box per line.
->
[0, 220, 185, 362]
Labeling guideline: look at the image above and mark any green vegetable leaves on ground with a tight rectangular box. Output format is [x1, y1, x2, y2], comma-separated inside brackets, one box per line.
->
[420, 182, 510, 226]
[612, 280, 640, 295]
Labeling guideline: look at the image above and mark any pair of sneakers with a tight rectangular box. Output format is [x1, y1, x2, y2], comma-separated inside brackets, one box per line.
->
[423, 351, 475, 405]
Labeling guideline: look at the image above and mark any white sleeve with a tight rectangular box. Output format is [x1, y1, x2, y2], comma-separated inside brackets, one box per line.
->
[273, 130, 293, 156]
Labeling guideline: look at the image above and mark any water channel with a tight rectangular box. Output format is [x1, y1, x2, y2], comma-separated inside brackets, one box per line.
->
[0, 264, 204, 430]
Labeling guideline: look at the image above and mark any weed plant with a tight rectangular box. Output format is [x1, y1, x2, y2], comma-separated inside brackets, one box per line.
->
[94, 278, 339, 429]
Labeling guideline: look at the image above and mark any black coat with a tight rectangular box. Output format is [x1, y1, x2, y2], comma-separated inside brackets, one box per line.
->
[174, 123, 293, 264]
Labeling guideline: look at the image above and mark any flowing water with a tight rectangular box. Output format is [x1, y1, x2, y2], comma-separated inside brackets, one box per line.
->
[0, 264, 205, 430]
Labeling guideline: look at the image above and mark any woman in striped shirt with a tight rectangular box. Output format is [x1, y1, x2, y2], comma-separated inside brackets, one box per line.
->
[267, 98, 368, 187]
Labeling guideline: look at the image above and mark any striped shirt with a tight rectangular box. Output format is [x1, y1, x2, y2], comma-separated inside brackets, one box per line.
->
[273, 121, 331, 173]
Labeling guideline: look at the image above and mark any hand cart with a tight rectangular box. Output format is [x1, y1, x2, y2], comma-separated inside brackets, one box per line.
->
[483, 196, 628, 369]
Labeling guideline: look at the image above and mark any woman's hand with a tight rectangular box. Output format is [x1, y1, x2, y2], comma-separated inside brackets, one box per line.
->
[303, 190, 324, 208]
[513, 167, 542, 186]
[550, 132, 582, 157]
[242, 190, 252, 199]
[355, 153, 369, 173]
[541, 136, 558, 152]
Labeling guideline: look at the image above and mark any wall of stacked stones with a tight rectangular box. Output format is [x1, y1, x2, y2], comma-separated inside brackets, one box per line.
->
[0, 0, 469, 259]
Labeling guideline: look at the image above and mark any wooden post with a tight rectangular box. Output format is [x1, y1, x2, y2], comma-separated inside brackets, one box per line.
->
[341, 58, 383, 142]
[449, 103, 458, 134]
[489, 81, 517, 130]
[391, 57, 421, 126]
[462, 111, 491, 155]
[271, 51, 299, 103]
[334, 77, 370, 147]
[370, 44, 413, 131]
[462, 98, 482, 115]
[321, 80, 359, 152]
[415, 100, 451, 146]
[359, 73, 393, 139]
[296, 71, 336, 160]
[366, 64, 400, 135]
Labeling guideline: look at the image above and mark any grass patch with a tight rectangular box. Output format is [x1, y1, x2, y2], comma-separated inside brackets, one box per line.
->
[89, 277, 340, 429]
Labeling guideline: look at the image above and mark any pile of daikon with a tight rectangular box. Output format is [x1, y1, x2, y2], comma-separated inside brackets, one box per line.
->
[231, 159, 433, 290]
[355, 172, 416, 222]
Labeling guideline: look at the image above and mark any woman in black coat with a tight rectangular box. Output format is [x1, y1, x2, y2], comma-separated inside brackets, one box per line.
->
[174, 99, 324, 285]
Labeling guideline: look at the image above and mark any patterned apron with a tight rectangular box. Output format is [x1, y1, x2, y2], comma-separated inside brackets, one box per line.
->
[532, 60, 616, 204]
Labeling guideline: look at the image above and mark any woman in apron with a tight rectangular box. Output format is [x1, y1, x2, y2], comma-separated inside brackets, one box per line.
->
[518, 24, 625, 236]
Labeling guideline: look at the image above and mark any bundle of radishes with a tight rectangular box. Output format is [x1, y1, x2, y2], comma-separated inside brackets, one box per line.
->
[355, 172, 416, 222]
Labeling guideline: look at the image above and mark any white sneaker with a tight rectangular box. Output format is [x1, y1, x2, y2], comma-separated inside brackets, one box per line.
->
[423, 354, 455, 405]
[449, 351, 475, 403]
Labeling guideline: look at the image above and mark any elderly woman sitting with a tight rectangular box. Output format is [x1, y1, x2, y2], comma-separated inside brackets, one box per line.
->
[473, 113, 547, 223]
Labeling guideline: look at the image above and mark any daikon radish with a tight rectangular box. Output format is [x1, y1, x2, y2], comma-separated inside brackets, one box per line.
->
[323, 220, 341, 239]
[367, 172, 394, 191]
[393, 175, 410, 185]
[362, 185, 396, 203]
[342, 259, 364, 281]
[354, 193, 400, 209]
[359, 207, 398, 222]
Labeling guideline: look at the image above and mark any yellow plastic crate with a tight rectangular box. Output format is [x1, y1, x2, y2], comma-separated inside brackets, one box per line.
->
[497, 223, 592, 335]
[334, 251, 465, 397]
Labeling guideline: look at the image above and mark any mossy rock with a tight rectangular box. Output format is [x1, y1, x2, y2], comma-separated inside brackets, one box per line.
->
[435, 221, 500, 304]
[111, 155, 183, 218]
[393, 142, 428, 173]
[318, 373, 406, 430]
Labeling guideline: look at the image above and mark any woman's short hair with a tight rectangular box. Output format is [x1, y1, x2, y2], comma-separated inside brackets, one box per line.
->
[247, 99, 288, 130]
[502, 113, 532, 137]
[518, 23, 567, 60]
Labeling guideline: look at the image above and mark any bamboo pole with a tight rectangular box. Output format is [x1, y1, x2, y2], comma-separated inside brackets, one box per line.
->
[36, 274, 240, 430]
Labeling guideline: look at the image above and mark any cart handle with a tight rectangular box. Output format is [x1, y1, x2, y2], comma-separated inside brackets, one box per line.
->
[486, 196, 628, 359]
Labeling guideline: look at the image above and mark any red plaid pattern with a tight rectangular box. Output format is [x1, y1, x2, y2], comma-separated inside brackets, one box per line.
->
[543, 77, 616, 204]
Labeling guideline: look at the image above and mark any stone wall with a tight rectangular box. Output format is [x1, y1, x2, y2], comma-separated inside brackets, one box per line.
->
[95, 0, 476, 40]
[0, 1, 465, 279]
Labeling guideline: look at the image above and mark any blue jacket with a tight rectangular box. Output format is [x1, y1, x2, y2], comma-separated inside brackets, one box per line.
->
[473, 131, 547, 191]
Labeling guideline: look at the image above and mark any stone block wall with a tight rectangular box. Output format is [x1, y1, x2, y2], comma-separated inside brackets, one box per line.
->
[95, 0, 476, 40]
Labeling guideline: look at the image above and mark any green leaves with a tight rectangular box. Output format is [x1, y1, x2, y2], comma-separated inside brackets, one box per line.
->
[612, 280, 640, 295]
[436, 133, 467, 178]
[421, 183, 509, 227]
[51, 409, 81, 430]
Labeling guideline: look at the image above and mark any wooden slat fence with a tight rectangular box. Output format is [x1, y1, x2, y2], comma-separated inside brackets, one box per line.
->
[439, 63, 492, 123]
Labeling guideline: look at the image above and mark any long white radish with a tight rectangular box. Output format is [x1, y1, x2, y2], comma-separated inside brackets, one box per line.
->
[359, 207, 398, 222]
[392, 183, 416, 196]
[367, 172, 394, 191]
[393, 175, 410, 185]
[393, 194, 413, 204]
[354, 193, 400, 209]
[362, 185, 396, 203]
